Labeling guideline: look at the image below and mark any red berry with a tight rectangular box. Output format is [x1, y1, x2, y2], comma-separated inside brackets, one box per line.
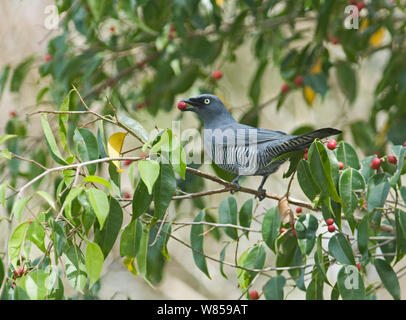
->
[349, 0, 357, 5]
[304, 152, 308, 160]
[363, 202, 367, 210]
[370, 157, 381, 170]
[356, 262, 361, 272]
[11, 283, 16, 289]
[296, 207, 302, 214]
[109, 26, 116, 33]
[45, 54, 52, 62]
[327, 139, 337, 150]
[123, 160, 132, 166]
[140, 152, 149, 158]
[124, 192, 131, 199]
[357, 1, 365, 10]
[291, 229, 296, 237]
[326, 218, 334, 226]
[403, 141, 406, 147]
[331, 36, 340, 45]
[280, 228, 286, 233]
[212, 70, 223, 80]
[170, 25, 176, 32]
[281, 83, 290, 93]
[9, 110, 16, 118]
[294, 75, 304, 86]
[135, 103, 144, 110]
[304, 148, 309, 153]
[249, 290, 259, 300]
[177, 101, 188, 110]
[328, 225, 336, 233]
[168, 32, 175, 40]
[338, 161, 344, 169]
[388, 155, 397, 165]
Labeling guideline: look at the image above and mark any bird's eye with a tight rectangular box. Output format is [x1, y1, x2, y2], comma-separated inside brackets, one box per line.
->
[204, 98, 210, 105]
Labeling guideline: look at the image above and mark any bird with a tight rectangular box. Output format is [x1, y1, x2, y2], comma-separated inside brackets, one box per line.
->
[178, 94, 341, 201]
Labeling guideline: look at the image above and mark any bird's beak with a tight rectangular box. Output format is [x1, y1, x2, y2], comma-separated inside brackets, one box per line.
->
[178, 97, 199, 112]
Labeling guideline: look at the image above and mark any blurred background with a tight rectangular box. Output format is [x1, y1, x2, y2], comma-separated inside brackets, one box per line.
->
[1, 0, 406, 299]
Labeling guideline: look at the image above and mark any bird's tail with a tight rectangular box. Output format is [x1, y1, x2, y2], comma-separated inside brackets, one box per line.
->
[288, 128, 341, 149]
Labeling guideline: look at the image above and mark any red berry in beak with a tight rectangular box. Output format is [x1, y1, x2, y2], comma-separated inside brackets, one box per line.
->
[177, 101, 187, 110]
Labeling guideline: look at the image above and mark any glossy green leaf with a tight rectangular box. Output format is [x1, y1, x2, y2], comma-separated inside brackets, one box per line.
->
[132, 179, 153, 220]
[136, 223, 152, 286]
[27, 220, 46, 252]
[41, 114, 67, 165]
[10, 56, 34, 92]
[85, 242, 104, 288]
[337, 265, 365, 300]
[357, 214, 369, 256]
[335, 60, 357, 104]
[263, 275, 286, 300]
[73, 128, 99, 175]
[295, 213, 318, 255]
[308, 141, 341, 202]
[63, 245, 87, 293]
[218, 197, 238, 240]
[190, 210, 211, 279]
[219, 244, 228, 279]
[64, 187, 84, 221]
[262, 207, 281, 252]
[87, 188, 109, 229]
[0, 65, 10, 98]
[8, 221, 29, 268]
[374, 258, 401, 300]
[153, 164, 176, 219]
[389, 145, 405, 188]
[297, 160, 321, 201]
[58, 89, 73, 153]
[336, 141, 360, 169]
[138, 159, 160, 194]
[120, 219, 143, 258]
[306, 272, 324, 300]
[36, 191, 56, 210]
[15, 269, 50, 300]
[366, 173, 390, 213]
[118, 113, 149, 143]
[94, 197, 123, 258]
[239, 198, 253, 238]
[237, 244, 266, 290]
[83, 175, 112, 189]
[12, 196, 31, 221]
[328, 233, 356, 265]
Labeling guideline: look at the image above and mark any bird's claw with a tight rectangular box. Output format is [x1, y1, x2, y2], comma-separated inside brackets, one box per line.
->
[255, 188, 266, 201]
[230, 182, 241, 194]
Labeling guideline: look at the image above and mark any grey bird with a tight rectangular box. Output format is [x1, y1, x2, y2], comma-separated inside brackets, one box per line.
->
[179, 94, 341, 200]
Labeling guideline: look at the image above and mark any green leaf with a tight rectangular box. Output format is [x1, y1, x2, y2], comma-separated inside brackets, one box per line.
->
[337, 265, 365, 300]
[359, 155, 376, 183]
[94, 197, 123, 258]
[16, 269, 50, 300]
[50, 220, 66, 260]
[41, 114, 67, 165]
[73, 128, 99, 175]
[308, 141, 341, 202]
[63, 245, 87, 293]
[374, 258, 401, 300]
[328, 233, 356, 265]
[295, 213, 319, 255]
[366, 173, 390, 213]
[63, 187, 84, 221]
[36, 191, 56, 210]
[297, 159, 321, 201]
[87, 188, 109, 229]
[239, 198, 253, 238]
[237, 244, 266, 290]
[314, 235, 330, 284]
[339, 168, 365, 233]
[120, 219, 143, 258]
[8, 221, 29, 268]
[136, 223, 152, 286]
[87, 0, 106, 21]
[132, 179, 153, 220]
[0, 134, 17, 146]
[12, 197, 31, 221]
[218, 197, 238, 240]
[263, 275, 286, 300]
[85, 242, 104, 288]
[58, 90, 73, 153]
[357, 214, 369, 256]
[389, 145, 405, 188]
[138, 159, 160, 194]
[83, 175, 112, 189]
[27, 220, 46, 252]
[261, 207, 281, 253]
[219, 244, 229, 280]
[153, 164, 176, 219]
[0, 258, 4, 286]
[0, 182, 6, 207]
[306, 272, 324, 300]
[335, 61, 357, 104]
[190, 210, 211, 279]
[0, 65, 10, 98]
[336, 141, 360, 169]
[249, 59, 268, 106]
[10, 56, 34, 92]
[117, 114, 149, 143]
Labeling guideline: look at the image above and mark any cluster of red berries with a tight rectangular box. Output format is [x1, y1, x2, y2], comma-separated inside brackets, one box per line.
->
[12, 267, 27, 279]
[281, 75, 304, 94]
[326, 218, 336, 233]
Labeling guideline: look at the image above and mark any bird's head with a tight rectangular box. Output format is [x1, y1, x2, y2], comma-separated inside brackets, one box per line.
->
[177, 94, 234, 126]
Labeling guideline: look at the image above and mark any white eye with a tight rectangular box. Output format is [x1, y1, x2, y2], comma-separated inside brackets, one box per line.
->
[204, 98, 210, 105]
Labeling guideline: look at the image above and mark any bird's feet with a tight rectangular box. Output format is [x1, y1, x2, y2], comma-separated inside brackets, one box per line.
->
[255, 188, 267, 201]
[230, 176, 241, 194]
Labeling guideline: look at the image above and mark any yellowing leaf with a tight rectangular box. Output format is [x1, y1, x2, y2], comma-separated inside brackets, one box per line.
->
[107, 132, 127, 172]
[360, 18, 369, 31]
[304, 86, 316, 106]
[123, 257, 138, 276]
[311, 60, 322, 74]
[216, 0, 225, 6]
[369, 28, 385, 47]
